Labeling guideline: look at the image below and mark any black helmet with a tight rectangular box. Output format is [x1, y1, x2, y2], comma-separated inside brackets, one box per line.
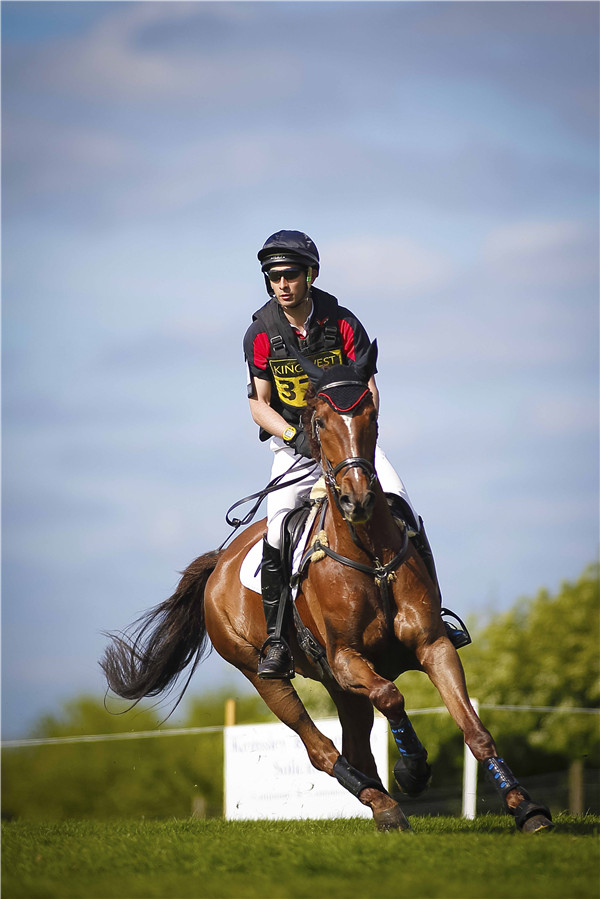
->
[258, 230, 320, 273]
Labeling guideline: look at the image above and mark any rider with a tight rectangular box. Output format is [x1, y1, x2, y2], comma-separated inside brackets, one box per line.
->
[243, 229, 470, 679]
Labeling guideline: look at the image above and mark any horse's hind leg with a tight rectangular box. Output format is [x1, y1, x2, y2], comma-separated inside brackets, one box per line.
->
[244, 672, 411, 831]
[329, 687, 379, 780]
[418, 637, 553, 833]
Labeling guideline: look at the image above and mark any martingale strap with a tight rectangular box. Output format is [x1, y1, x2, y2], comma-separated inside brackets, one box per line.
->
[299, 502, 410, 634]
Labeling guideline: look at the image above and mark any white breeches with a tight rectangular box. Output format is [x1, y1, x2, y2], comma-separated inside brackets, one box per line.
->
[265, 437, 418, 549]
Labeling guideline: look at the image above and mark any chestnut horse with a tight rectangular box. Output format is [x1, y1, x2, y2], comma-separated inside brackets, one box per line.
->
[101, 343, 552, 833]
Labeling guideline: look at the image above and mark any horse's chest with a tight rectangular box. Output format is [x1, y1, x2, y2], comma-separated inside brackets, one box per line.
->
[328, 588, 390, 650]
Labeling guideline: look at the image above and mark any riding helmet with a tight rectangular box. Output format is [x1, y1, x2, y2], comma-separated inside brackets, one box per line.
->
[257, 230, 320, 273]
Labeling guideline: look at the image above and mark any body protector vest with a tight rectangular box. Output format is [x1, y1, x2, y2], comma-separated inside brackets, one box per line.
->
[252, 288, 344, 440]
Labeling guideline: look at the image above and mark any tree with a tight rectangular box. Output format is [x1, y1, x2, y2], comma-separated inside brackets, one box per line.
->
[463, 563, 599, 767]
[2, 696, 223, 820]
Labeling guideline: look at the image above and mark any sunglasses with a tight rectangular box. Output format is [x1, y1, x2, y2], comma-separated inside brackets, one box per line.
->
[266, 268, 305, 283]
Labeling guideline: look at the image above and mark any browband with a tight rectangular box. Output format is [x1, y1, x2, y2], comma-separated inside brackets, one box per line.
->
[318, 383, 370, 413]
[318, 379, 366, 390]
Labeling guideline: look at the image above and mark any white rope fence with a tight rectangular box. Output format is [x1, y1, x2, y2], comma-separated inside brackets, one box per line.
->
[2, 704, 597, 749]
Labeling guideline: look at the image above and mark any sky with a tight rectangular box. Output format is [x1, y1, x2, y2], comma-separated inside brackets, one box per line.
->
[2, 1, 598, 739]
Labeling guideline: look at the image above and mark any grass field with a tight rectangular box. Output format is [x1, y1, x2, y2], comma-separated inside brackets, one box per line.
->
[3, 815, 599, 899]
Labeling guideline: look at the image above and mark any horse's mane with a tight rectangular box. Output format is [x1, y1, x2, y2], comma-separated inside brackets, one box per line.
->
[301, 384, 324, 459]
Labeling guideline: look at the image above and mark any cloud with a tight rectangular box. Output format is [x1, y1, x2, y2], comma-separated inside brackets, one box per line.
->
[2, 0, 598, 738]
[529, 393, 599, 438]
[483, 219, 598, 287]
[4, 2, 301, 106]
[325, 235, 457, 297]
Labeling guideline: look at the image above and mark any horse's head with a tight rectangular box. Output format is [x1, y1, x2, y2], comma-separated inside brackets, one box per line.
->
[300, 341, 379, 524]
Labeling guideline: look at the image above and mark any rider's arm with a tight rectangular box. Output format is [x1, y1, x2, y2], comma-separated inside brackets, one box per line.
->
[248, 376, 291, 439]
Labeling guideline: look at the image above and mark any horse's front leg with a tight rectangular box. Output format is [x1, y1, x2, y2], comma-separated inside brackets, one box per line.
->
[331, 648, 432, 800]
[417, 636, 553, 832]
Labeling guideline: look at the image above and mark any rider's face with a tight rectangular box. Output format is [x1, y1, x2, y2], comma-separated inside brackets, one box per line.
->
[267, 266, 311, 310]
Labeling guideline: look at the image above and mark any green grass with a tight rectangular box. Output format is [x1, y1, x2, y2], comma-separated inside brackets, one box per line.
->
[2, 815, 599, 899]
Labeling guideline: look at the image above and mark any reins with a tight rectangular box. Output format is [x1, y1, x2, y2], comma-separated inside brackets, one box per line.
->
[218, 457, 318, 551]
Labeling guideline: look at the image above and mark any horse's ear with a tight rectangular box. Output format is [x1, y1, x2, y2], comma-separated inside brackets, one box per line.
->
[353, 340, 378, 384]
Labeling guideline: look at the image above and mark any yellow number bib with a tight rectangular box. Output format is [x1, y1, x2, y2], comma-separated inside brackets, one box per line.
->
[269, 348, 343, 408]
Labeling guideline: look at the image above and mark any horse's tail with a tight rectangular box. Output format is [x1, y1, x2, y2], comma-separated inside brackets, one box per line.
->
[100, 549, 222, 704]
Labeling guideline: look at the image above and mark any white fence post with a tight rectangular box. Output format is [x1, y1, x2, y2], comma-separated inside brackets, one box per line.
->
[462, 698, 478, 819]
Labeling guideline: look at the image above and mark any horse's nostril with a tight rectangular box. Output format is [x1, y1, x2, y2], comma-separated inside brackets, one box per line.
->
[364, 491, 376, 514]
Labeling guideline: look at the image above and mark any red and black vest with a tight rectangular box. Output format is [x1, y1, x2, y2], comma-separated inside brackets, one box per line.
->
[252, 288, 345, 438]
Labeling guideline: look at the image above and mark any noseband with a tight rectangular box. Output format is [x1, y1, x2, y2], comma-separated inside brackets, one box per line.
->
[322, 453, 377, 497]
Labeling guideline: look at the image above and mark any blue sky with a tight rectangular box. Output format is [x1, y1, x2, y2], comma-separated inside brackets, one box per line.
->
[2, 1, 598, 738]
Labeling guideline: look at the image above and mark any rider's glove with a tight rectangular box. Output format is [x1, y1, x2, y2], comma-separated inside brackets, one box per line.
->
[293, 429, 313, 459]
[282, 425, 313, 459]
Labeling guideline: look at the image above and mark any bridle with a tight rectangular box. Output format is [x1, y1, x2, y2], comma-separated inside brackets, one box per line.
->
[306, 390, 410, 633]
[311, 380, 378, 506]
[321, 446, 378, 500]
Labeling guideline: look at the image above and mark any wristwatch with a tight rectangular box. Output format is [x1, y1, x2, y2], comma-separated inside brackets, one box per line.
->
[282, 426, 297, 444]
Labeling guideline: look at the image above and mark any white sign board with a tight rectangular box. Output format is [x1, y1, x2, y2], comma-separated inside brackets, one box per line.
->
[224, 716, 389, 820]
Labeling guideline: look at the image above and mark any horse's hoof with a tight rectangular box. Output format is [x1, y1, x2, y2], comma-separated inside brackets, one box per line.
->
[513, 799, 554, 833]
[374, 805, 413, 832]
[520, 813, 554, 834]
[393, 754, 432, 798]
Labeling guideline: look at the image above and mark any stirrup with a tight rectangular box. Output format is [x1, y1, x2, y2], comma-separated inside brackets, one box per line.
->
[258, 636, 295, 680]
[441, 608, 472, 649]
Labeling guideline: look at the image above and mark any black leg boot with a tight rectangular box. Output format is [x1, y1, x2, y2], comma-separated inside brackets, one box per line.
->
[257, 538, 294, 679]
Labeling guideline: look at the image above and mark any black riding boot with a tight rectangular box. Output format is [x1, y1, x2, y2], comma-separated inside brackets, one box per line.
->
[257, 538, 294, 680]
[411, 519, 471, 650]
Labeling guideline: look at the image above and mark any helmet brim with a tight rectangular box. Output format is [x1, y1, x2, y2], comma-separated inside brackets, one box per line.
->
[260, 252, 312, 273]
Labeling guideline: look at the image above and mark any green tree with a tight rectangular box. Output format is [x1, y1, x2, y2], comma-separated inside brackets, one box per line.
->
[2, 696, 223, 821]
[463, 563, 599, 769]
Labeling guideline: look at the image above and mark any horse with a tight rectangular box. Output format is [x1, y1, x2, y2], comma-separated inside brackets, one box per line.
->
[101, 342, 553, 833]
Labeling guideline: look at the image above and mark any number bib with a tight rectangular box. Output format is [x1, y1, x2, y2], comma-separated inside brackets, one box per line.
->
[269, 348, 343, 409]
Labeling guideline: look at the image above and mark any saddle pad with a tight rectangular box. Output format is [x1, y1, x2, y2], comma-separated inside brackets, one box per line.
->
[239, 504, 319, 597]
[239, 540, 264, 594]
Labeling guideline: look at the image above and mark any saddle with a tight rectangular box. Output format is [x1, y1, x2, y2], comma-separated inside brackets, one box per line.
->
[280, 498, 336, 681]
[238, 483, 335, 680]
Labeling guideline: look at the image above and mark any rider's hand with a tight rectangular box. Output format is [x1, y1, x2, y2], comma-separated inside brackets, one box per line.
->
[293, 430, 314, 459]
